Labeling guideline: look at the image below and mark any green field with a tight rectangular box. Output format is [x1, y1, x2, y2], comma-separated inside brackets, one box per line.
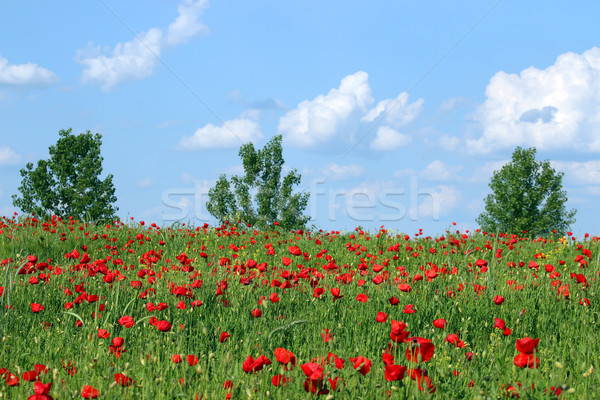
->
[1, 216, 598, 399]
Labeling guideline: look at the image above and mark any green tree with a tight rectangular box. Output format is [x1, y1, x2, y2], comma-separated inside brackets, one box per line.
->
[206, 135, 309, 231]
[12, 128, 118, 221]
[476, 146, 576, 237]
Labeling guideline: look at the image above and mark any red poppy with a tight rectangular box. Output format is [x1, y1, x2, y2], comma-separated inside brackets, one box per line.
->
[356, 294, 368, 303]
[288, 246, 302, 256]
[251, 308, 262, 318]
[331, 288, 344, 301]
[494, 318, 506, 329]
[349, 356, 372, 376]
[269, 293, 280, 303]
[111, 337, 124, 348]
[300, 363, 324, 381]
[187, 355, 199, 366]
[31, 303, 44, 313]
[97, 329, 110, 339]
[384, 364, 407, 381]
[398, 283, 412, 293]
[513, 352, 540, 369]
[390, 319, 410, 343]
[405, 337, 435, 363]
[171, 354, 182, 363]
[271, 374, 289, 387]
[321, 329, 333, 343]
[219, 331, 231, 343]
[403, 304, 416, 314]
[445, 334, 465, 348]
[388, 296, 400, 305]
[21, 370, 38, 382]
[156, 320, 172, 332]
[114, 373, 133, 387]
[81, 385, 99, 399]
[326, 352, 345, 369]
[274, 348, 296, 370]
[376, 312, 388, 323]
[242, 355, 272, 373]
[433, 319, 447, 329]
[516, 337, 540, 354]
[118, 315, 135, 328]
[32, 381, 53, 397]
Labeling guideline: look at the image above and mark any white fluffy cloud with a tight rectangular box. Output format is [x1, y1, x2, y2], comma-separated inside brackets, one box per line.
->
[178, 117, 262, 150]
[409, 185, 461, 219]
[0, 55, 58, 86]
[419, 160, 462, 181]
[0, 145, 21, 165]
[320, 163, 365, 181]
[552, 160, 600, 185]
[362, 92, 423, 126]
[370, 126, 412, 151]
[77, 0, 209, 90]
[278, 71, 373, 148]
[469, 47, 600, 153]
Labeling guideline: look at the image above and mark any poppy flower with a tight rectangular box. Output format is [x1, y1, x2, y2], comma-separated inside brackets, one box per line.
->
[390, 319, 410, 343]
[433, 319, 447, 329]
[516, 337, 540, 354]
[114, 373, 133, 387]
[398, 283, 412, 293]
[242, 355, 272, 373]
[171, 354, 182, 363]
[313, 287, 325, 298]
[356, 294, 368, 303]
[251, 308, 262, 318]
[405, 337, 435, 363]
[388, 296, 400, 305]
[300, 363, 324, 381]
[384, 364, 407, 381]
[81, 385, 99, 399]
[97, 329, 110, 339]
[376, 312, 388, 323]
[493, 295, 505, 305]
[331, 288, 344, 301]
[187, 355, 199, 366]
[21, 370, 38, 382]
[494, 318, 506, 329]
[326, 352, 345, 369]
[31, 381, 53, 398]
[274, 348, 296, 370]
[31, 303, 44, 313]
[269, 293, 280, 303]
[118, 315, 135, 328]
[111, 337, 124, 348]
[349, 356, 372, 376]
[445, 334, 466, 348]
[403, 304, 416, 314]
[156, 320, 172, 332]
[288, 246, 302, 256]
[219, 331, 231, 343]
[513, 352, 540, 369]
[271, 374, 289, 387]
[321, 329, 333, 343]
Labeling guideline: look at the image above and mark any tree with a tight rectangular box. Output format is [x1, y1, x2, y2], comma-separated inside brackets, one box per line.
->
[206, 135, 309, 231]
[12, 128, 118, 221]
[476, 146, 576, 237]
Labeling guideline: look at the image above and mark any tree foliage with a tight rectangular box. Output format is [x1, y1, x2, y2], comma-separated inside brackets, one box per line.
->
[12, 128, 118, 221]
[206, 135, 309, 231]
[476, 146, 576, 237]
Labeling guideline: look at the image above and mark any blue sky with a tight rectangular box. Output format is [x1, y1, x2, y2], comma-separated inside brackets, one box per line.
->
[1, 0, 599, 235]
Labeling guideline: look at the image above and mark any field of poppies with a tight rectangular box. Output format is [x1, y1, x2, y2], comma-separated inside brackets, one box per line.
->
[0, 215, 598, 399]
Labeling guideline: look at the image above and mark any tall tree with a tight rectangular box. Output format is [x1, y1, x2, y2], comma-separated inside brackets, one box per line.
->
[476, 146, 576, 237]
[206, 135, 309, 230]
[12, 128, 118, 221]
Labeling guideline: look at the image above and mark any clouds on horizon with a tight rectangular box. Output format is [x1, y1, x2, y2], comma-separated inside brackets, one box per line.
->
[76, 0, 209, 91]
[469, 47, 600, 153]
[0, 55, 58, 87]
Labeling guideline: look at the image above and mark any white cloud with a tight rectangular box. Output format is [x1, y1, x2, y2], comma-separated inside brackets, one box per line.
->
[438, 97, 470, 113]
[0, 145, 21, 165]
[552, 160, 600, 185]
[0, 55, 58, 87]
[370, 126, 412, 151]
[469, 159, 509, 183]
[320, 163, 365, 181]
[76, 0, 209, 90]
[278, 71, 373, 148]
[135, 177, 154, 187]
[419, 160, 462, 181]
[438, 134, 460, 151]
[165, 0, 210, 47]
[469, 47, 600, 153]
[409, 185, 461, 219]
[178, 117, 262, 150]
[362, 92, 424, 127]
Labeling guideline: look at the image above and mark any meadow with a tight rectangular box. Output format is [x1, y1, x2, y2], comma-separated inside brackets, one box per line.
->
[0, 215, 598, 399]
